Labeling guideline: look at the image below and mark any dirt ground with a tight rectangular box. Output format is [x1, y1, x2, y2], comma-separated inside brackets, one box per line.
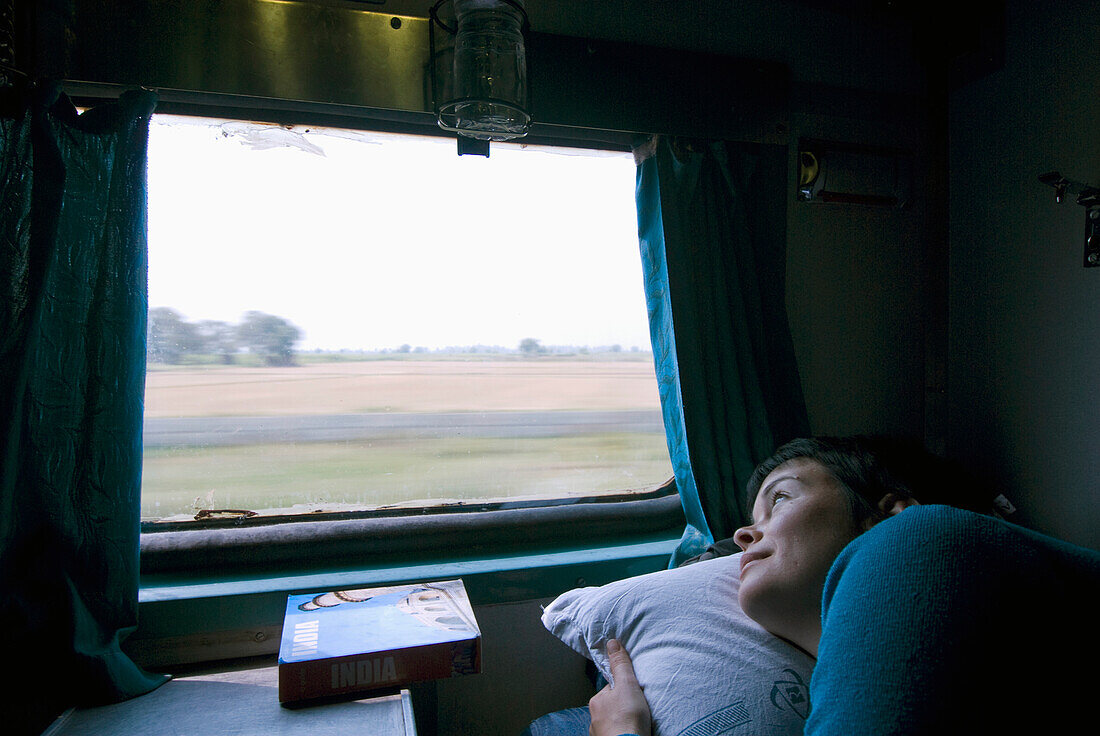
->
[143, 359, 664, 418]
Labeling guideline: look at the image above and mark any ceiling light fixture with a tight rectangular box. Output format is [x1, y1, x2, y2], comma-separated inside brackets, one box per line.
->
[429, 0, 530, 150]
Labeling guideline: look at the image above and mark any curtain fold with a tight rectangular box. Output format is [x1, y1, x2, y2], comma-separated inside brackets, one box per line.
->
[636, 137, 809, 565]
[0, 81, 167, 734]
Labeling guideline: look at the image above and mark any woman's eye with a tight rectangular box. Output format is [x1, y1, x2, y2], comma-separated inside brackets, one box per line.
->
[770, 490, 789, 506]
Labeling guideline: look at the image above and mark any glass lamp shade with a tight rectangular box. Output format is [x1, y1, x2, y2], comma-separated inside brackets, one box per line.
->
[437, 0, 529, 141]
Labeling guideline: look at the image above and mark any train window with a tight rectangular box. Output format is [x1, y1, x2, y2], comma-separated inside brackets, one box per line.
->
[141, 114, 672, 523]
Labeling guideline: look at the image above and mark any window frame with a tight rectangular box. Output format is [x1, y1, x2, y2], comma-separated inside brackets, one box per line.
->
[119, 87, 681, 602]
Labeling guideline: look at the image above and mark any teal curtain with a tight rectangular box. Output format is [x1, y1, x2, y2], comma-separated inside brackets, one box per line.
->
[0, 82, 167, 734]
[636, 137, 809, 565]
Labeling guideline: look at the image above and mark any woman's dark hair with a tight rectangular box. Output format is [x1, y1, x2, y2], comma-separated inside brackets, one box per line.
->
[746, 436, 992, 524]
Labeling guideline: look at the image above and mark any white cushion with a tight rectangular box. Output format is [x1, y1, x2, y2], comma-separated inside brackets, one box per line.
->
[541, 552, 815, 736]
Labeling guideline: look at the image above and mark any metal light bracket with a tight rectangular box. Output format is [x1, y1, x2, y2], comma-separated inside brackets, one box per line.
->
[1039, 172, 1100, 267]
[797, 139, 913, 208]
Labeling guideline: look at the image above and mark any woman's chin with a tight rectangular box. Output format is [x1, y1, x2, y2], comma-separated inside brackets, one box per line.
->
[736, 581, 765, 622]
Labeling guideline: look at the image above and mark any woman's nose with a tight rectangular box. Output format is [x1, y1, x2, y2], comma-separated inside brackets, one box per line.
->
[733, 525, 761, 551]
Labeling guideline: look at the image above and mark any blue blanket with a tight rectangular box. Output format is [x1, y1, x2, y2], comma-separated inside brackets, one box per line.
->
[808, 505, 1100, 734]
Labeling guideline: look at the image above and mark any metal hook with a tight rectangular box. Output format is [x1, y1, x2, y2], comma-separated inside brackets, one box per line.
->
[1039, 173, 1100, 268]
[1038, 171, 1070, 203]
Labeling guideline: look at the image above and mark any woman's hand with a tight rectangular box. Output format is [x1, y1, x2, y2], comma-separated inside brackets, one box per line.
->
[588, 639, 652, 736]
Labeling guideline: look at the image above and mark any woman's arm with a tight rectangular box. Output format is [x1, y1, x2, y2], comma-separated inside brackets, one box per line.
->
[588, 639, 652, 736]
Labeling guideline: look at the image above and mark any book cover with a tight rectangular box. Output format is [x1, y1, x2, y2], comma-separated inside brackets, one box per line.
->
[278, 579, 481, 705]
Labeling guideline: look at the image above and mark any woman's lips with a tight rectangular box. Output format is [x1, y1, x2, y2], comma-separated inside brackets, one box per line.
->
[740, 551, 768, 575]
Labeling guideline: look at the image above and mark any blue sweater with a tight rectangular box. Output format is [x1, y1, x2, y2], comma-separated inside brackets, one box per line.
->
[807, 505, 1100, 734]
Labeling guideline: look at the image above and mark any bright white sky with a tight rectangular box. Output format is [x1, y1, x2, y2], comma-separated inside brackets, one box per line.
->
[146, 115, 651, 352]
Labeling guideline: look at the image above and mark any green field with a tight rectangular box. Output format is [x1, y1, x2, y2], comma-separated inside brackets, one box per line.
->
[142, 433, 672, 520]
[140, 356, 672, 521]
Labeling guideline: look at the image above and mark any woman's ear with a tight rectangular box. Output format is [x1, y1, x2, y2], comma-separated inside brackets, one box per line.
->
[877, 492, 919, 517]
[860, 493, 920, 531]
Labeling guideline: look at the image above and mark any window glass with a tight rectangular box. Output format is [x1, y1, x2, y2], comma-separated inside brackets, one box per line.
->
[143, 115, 671, 522]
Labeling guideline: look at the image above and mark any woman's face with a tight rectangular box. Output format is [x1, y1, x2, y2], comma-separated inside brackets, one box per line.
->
[734, 458, 862, 654]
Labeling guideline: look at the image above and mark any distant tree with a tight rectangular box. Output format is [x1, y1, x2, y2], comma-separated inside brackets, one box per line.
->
[519, 337, 542, 355]
[147, 307, 201, 364]
[196, 320, 238, 364]
[397, 344, 412, 353]
[237, 311, 302, 366]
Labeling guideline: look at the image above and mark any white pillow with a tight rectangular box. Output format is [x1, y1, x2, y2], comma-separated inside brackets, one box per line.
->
[541, 552, 814, 736]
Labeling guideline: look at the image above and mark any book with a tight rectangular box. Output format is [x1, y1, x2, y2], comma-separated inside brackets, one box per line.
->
[277, 579, 481, 705]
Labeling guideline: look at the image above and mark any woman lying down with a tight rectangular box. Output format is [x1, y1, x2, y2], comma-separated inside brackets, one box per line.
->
[580, 436, 1100, 736]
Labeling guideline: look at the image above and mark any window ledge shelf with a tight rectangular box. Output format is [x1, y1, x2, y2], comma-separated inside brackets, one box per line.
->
[130, 494, 684, 670]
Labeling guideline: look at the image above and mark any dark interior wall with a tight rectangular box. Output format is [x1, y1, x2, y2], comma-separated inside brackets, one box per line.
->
[527, 1, 937, 442]
[948, 0, 1100, 549]
[785, 91, 934, 441]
